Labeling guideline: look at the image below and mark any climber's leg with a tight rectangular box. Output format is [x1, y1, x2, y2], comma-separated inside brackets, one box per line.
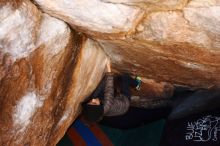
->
[100, 106, 172, 129]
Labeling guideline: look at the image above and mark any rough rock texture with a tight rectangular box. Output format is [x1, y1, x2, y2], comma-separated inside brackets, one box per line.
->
[33, 0, 145, 39]
[0, 1, 107, 146]
[34, 0, 220, 88]
[99, 0, 220, 88]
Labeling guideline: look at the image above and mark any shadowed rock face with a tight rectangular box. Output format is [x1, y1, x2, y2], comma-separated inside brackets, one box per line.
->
[1, 0, 220, 145]
[130, 78, 174, 108]
[0, 1, 107, 146]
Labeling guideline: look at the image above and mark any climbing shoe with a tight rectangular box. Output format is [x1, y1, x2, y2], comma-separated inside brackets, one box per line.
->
[135, 76, 142, 90]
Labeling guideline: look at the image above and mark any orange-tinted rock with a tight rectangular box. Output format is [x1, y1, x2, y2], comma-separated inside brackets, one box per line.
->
[98, 0, 220, 88]
[0, 1, 107, 146]
[33, 0, 220, 88]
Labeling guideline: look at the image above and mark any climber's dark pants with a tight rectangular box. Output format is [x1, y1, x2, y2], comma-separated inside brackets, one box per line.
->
[100, 106, 171, 129]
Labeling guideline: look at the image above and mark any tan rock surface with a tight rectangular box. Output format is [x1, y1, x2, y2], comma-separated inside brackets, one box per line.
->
[0, 1, 107, 146]
[33, 0, 220, 88]
[99, 0, 220, 88]
[102, 0, 189, 10]
[33, 0, 145, 39]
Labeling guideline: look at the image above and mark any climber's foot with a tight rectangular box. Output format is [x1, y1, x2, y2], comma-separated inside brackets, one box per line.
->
[135, 76, 142, 90]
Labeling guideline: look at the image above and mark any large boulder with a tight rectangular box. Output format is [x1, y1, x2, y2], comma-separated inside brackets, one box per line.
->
[34, 0, 220, 88]
[0, 1, 107, 146]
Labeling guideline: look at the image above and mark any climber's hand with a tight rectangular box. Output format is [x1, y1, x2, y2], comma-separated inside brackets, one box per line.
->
[106, 60, 111, 72]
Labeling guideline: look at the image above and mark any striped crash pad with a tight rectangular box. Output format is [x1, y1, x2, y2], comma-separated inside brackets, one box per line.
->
[57, 119, 113, 146]
[57, 118, 165, 146]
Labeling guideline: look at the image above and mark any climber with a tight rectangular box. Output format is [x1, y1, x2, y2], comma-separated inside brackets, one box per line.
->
[82, 60, 142, 122]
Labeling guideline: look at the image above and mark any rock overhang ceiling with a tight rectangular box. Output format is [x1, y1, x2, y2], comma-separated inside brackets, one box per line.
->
[34, 0, 220, 88]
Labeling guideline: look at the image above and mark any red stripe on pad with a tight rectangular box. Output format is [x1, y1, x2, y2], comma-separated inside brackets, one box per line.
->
[89, 123, 114, 146]
[67, 127, 87, 146]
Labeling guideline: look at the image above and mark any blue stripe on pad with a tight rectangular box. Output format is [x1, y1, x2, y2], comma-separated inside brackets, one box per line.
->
[73, 120, 102, 146]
